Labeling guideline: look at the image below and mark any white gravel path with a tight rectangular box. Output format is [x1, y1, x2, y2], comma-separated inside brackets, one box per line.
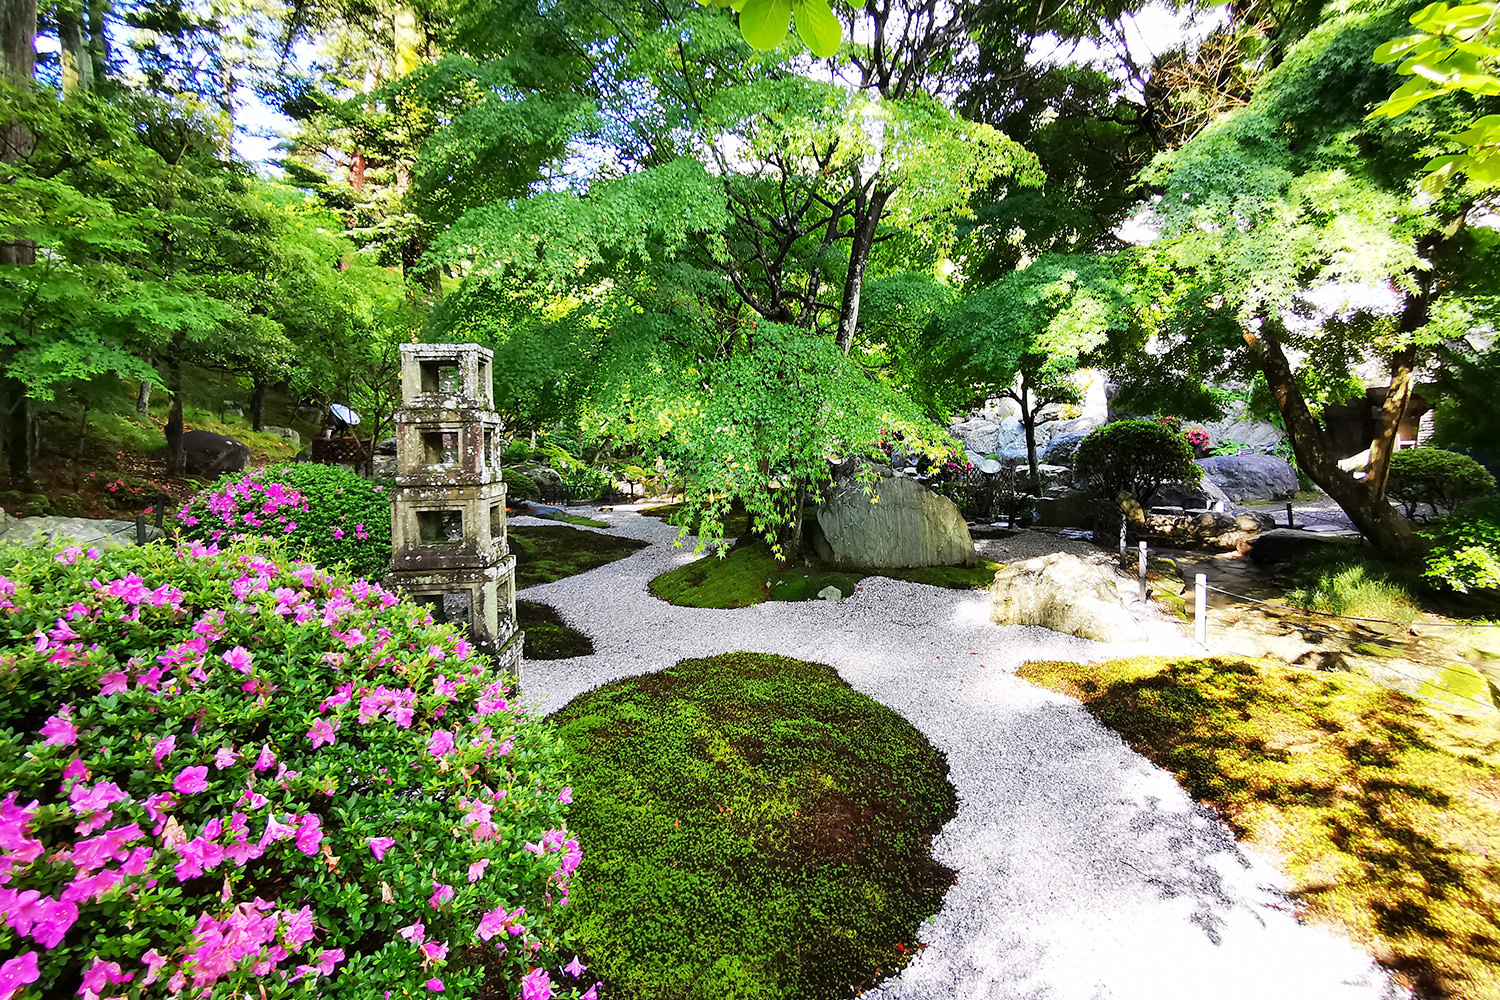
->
[512, 509, 1406, 1000]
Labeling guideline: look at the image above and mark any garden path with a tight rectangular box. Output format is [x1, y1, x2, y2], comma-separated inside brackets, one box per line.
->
[513, 508, 1406, 1000]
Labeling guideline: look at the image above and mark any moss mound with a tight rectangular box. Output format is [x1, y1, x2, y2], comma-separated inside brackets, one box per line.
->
[509, 525, 649, 589]
[517, 600, 595, 659]
[554, 652, 957, 1000]
[648, 541, 1001, 609]
[1018, 655, 1500, 1000]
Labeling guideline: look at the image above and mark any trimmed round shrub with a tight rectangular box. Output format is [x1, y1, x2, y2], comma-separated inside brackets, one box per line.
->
[0, 538, 591, 999]
[176, 465, 393, 581]
[1386, 448, 1497, 521]
[1074, 420, 1202, 503]
[504, 469, 542, 503]
[1422, 495, 1500, 594]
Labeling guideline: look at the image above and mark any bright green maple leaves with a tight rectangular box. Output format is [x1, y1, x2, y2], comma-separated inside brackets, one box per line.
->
[696, 0, 842, 57]
[1371, 2, 1500, 188]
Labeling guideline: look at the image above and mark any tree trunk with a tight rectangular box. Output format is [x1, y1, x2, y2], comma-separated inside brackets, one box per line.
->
[1018, 377, 1041, 495]
[1244, 323, 1416, 555]
[834, 187, 893, 354]
[1, 376, 31, 483]
[136, 378, 151, 413]
[57, 4, 92, 94]
[87, 0, 108, 84]
[249, 378, 266, 431]
[1365, 346, 1416, 501]
[1, 0, 37, 266]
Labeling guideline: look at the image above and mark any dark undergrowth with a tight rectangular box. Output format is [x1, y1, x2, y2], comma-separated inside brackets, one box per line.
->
[516, 600, 594, 659]
[508, 525, 649, 589]
[553, 652, 958, 1000]
[647, 540, 1000, 609]
[1018, 655, 1500, 1000]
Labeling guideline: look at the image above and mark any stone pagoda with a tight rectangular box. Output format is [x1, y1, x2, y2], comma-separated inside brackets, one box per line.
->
[386, 343, 522, 672]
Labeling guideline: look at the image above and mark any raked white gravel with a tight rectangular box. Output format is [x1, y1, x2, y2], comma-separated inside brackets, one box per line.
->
[512, 508, 1406, 1000]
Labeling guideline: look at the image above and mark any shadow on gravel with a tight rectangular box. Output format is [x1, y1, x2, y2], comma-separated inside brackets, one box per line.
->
[1019, 656, 1500, 1000]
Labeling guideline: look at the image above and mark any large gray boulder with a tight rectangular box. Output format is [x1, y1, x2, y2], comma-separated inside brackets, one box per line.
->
[1154, 478, 1232, 510]
[816, 476, 976, 568]
[1195, 453, 1297, 502]
[179, 429, 250, 477]
[989, 552, 1148, 641]
[0, 512, 161, 548]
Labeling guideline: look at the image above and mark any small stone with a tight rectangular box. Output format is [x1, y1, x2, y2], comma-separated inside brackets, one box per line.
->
[817, 585, 843, 602]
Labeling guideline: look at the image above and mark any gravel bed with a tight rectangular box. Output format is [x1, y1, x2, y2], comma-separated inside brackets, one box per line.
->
[516, 507, 1404, 1000]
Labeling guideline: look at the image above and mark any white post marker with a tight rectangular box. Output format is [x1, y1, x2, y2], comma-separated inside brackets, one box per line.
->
[1194, 573, 1208, 647]
[1138, 540, 1148, 602]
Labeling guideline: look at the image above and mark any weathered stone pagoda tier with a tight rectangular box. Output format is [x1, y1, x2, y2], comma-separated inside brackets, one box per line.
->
[386, 343, 522, 673]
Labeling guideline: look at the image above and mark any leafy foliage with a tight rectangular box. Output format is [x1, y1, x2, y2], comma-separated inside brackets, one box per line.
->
[1282, 547, 1422, 622]
[1370, 0, 1500, 188]
[0, 538, 582, 998]
[1385, 447, 1498, 519]
[1074, 420, 1202, 504]
[1422, 494, 1500, 592]
[553, 652, 956, 1000]
[176, 465, 394, 581]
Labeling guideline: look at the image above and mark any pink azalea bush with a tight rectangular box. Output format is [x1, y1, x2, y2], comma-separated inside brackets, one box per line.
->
[176, 465, 391, 581]
[0, 538, 597, 999]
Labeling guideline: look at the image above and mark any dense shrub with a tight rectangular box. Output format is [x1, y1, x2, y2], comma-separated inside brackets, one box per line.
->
[560, 467, 613, 501]
[505, 469, 542, 502]
[1074, 420, 1202, 503]
[177, 465, 392, 580]
[1422, 495, 1500, 594]
[1386, 448, 1497, 520]
[0, 538, 592, 998]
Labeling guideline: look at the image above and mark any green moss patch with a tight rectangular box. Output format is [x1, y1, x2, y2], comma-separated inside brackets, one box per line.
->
[516, 600, 594, 659]
[508, 525, 648, 589]
[649, 541, 1001, 609]
[554, 652, 957, 1000]
[639, 501, 753, 538]
[551, 513, 611, 528]
[1018, 656, 1500, 1000]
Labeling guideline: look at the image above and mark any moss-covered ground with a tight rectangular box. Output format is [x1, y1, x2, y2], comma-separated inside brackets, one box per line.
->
[508, 525, 649, 590]
[553, 652, 957, 1000]
[1017, 655, 1500, 1000]
[648, 541, 1002, 609]
[639, 501, 753, 538]
[516, 600, 594, 659]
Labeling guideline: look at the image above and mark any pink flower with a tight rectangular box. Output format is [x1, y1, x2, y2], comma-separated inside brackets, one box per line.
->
[306, 718, 338, 749]
[143, 792, 176, 823]
[467, 859, 489, 883]
[214, 747, 238, 770]
[398, 921, 426, 944]
[254, 745, 276, 771]
[557, 787, 573, 805]
[425, 979, 444, 992]
[420, 941, 448, 961]
[580, 986, 599, 1000]
[0, 952, 39, 997]
[295, 814, 323, 855]
[221, 646, 253, 673]
[98, 672, 128, 696]
[332, 528, 344, 539]
[426, 730, 455, 758]
[429, 882, 454, 909]
[40, 706, 77, 746]
[173, 766, 209, 795]
[520, 968, 551, 1000]
[79, 957, 133, 993]
[140, 949, 168, 986]
[152, 735, 176, 767]
[563, 957, 587, 978]
[367, 836, 395, 860]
